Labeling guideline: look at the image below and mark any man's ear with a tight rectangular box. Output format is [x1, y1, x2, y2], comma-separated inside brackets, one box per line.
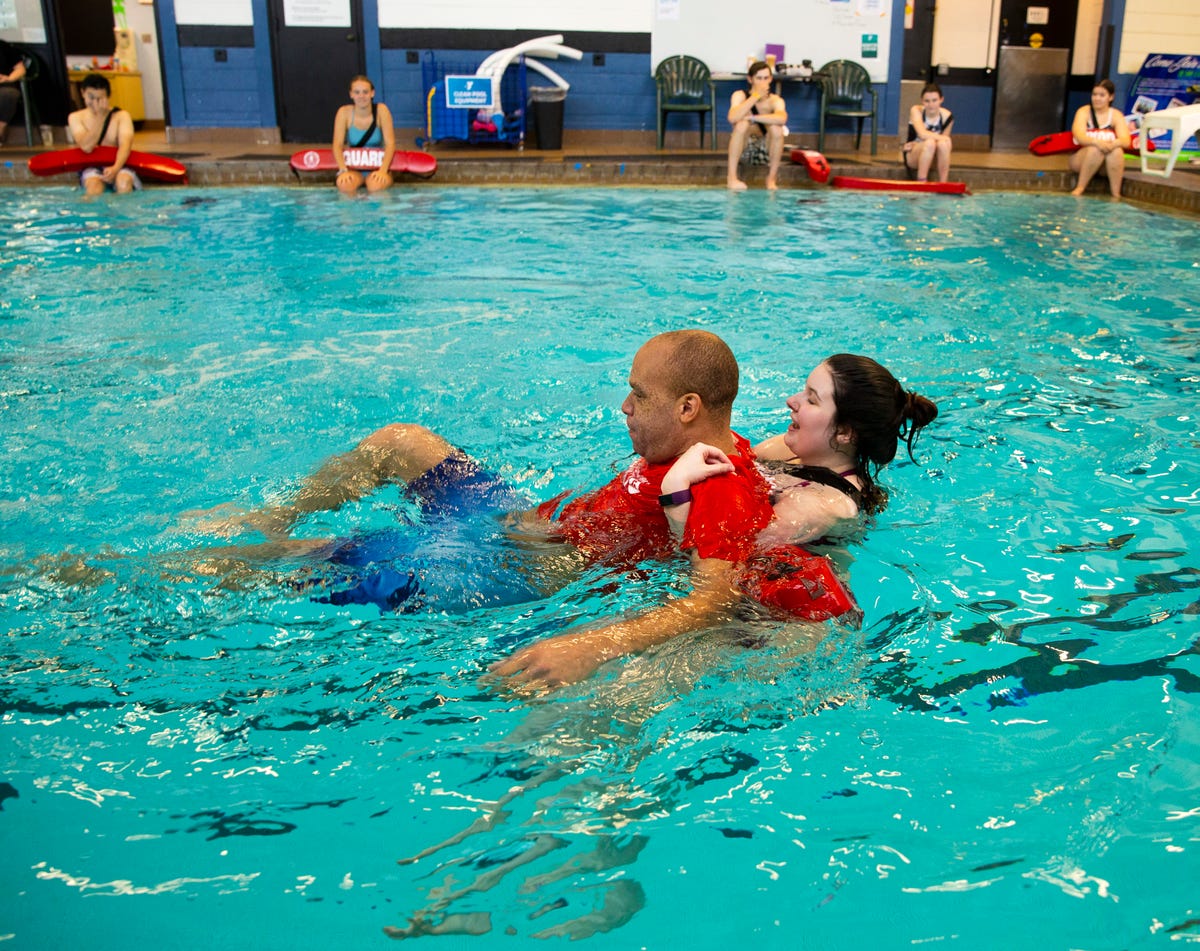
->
[677, 392, 702, 423]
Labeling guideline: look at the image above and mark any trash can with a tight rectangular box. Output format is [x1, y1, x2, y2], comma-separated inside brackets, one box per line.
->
[529, 86, 566, 150]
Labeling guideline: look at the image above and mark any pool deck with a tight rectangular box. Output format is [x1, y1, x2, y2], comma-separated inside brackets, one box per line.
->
[3, 128, 1198, 214]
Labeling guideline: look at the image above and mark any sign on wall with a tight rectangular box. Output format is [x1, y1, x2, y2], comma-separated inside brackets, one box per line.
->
[174, 0, 252, 26]
[284, 0, 350, 28]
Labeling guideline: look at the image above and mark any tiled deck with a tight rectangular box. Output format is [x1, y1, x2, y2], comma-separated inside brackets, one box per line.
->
[3, 129, 1198, 215]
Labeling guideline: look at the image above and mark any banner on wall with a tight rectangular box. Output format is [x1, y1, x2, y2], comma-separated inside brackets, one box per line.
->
[1126, 53, 1200, 150]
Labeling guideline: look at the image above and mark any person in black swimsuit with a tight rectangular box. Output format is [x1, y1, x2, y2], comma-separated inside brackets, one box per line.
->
[903, 83, 954, 183]
[726, 61, 788, 191]
[660, 353, 938, 546]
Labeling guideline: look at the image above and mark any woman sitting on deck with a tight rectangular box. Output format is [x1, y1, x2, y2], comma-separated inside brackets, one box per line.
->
[331, 74, 396, 195]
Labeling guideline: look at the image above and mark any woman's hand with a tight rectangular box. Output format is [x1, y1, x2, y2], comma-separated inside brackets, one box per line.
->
[661, 442, 733, 494]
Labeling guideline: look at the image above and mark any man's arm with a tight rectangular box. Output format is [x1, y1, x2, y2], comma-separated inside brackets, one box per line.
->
[68, 109, 101, 152]
[106, 110, 135, 179]
[490, 556, 743, 690]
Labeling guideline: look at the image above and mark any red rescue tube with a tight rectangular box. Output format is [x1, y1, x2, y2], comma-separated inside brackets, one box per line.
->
[831, 175, 969, 195]
[289, 148, 437, 177]
[739, 546, 860, 622]
[28, 147, 188, 184]
[789, 148, 831, 183]
[1027, 129, 1152, 156]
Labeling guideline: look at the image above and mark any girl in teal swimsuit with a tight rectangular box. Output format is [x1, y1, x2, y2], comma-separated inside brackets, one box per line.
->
[331, 75, 397, 195]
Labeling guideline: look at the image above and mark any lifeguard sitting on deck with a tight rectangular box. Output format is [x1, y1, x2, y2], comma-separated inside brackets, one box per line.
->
[1069, 79, 1132, 199]
[727, 61, 788, 191]
[67, 74, 138, 195]
[332, 75, 396, 195]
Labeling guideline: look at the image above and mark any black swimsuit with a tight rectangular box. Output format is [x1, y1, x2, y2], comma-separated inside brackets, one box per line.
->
[763, 461, 864, 510]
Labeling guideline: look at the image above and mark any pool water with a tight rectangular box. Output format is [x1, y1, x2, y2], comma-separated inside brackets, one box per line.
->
[2, 186, 1198, 949]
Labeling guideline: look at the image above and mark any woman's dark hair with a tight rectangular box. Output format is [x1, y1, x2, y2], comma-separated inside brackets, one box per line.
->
[825, 353, 939, 513]
[920, 82, 943, 98]
[1095, 78, 1116, 97]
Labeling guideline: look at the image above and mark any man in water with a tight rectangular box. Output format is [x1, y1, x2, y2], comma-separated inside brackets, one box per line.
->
[199, 330, 772, 689]
[67, 73, 138, 195]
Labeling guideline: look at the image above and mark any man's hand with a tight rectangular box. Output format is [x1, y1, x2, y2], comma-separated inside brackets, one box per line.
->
[489, 629, 619, 692]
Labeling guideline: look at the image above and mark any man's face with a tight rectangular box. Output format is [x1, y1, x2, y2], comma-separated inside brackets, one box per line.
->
[83, 88, 109, 114]
[751, 69, 772, 93]
[621, 340, 686, 464]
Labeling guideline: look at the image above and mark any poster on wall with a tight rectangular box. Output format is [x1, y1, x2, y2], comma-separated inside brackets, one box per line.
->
[1126, 53, 1200, 151]
[283, 0, 349, 28]
[175, 0, 252, 26]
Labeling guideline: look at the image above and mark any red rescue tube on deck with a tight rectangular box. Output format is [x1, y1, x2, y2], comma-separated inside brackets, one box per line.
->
[831, 175, 969, 195]
[28, 147, 188, 184]
[790, 148, 831, 183]
[1027, 129, 1152, 156]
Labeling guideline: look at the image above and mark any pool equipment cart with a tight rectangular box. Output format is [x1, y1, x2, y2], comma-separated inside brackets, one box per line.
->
[419, 36, 582, 148]
[28, 146, 188, 183]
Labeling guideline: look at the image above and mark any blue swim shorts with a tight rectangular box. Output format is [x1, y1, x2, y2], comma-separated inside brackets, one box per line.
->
[403, 452, 525, 520]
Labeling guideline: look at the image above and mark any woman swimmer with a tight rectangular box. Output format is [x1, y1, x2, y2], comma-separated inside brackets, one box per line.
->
[660, 353, 938, 545]
[331, 75, 396, 195]
[1068, 79, 1132, 199]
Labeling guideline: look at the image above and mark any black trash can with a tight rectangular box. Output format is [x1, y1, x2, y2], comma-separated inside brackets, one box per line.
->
[529, 86, 566, 150]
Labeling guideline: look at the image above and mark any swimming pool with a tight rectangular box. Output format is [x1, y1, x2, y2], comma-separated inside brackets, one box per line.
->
[1, 185, 1198, 948]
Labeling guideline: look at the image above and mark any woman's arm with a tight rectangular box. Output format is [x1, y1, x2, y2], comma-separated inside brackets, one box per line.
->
[368, 103, 397, 186]
[659, 442, 734, 536]
[759, 482, 859, 547]
[1112, 110, 1132, 150]
[752, 433, 792, 461]
[331, 106, 349, 173]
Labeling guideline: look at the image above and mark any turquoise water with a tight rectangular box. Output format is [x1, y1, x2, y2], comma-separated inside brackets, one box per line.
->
[2, 185, 1198, 949]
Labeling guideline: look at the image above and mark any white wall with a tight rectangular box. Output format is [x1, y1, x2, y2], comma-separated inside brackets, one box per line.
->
[931, 0, 1002, 70]
[1118, 0, 1200, 73]
[1071, 0, 1103, 74]
[376, 0, 651, 31]
[126, 1, 164, 121]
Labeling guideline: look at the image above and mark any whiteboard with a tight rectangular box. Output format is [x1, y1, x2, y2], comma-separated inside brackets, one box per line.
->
[651, 0, 891, 82]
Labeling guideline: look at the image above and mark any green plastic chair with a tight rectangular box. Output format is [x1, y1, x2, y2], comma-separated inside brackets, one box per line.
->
[654, 55, 716, 150]
[817, 59, 878, 155]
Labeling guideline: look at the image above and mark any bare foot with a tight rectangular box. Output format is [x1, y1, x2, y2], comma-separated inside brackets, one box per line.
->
[727, 179, 748, 191]
[1070, 187, 1085, 196]
[765, 178, 778, 191]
